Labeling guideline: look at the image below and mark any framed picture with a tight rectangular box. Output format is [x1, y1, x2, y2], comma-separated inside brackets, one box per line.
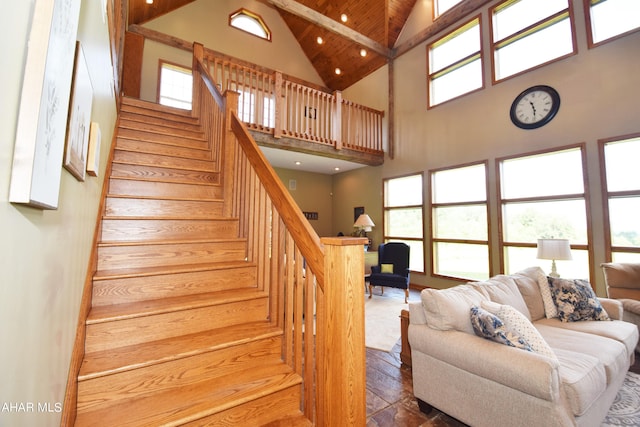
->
[64, 42, 94, 181]
[354, 206, 365, 222]
[8, 0, 81, 209]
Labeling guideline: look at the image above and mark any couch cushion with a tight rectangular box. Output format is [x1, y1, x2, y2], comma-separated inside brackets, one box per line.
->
[552, 348, 606, 417]
[482, 301, 556, 360]
[512, 267, 547, 321]
[470, 306, 533, 351]
[548, 277, 610, 322]
[471, 276, 532, 320]
[536, 317, 638, 360]
[421, 285, 487, 334]
[536, 322, 628, 386]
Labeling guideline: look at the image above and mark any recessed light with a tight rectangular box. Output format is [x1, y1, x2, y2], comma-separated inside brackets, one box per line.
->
[335, 68, 341, 75]
[341, 14, 348, 23]
[295, 161, 301, 166]
[146, 0, 153, 4]
[360, 49, 367, 57]
[317, 36, 323, 44]
[334, 167, 340, 171]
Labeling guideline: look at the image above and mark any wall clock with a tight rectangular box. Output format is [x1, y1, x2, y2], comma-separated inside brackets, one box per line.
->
[510, 85, 560, 129]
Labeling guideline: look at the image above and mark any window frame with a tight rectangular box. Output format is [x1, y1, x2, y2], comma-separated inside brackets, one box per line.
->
[229, 8, 272, 42]
[382, 173, 426, 274]
[156, 60, 193, 110]
[489, 0, 577, 84]
[429, 161, 492, 281]
[427, 15, 484, 108]
[496, 144, 594, 281]
[583, 0, 640, 48]
[433, 0, 465, 20]
[599, 132, 640, 262]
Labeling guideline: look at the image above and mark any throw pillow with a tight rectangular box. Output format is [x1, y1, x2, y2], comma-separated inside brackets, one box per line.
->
[547, 277, 610, 322]
[470, 306, 533, 352]
[381, 263, 394, 274]
[537, 271, 558, 319]
[422, 285, 488, 334]
[481, 301, 556, 360]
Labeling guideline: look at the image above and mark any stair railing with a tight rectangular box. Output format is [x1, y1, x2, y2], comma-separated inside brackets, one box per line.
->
[193, 43, 368, 426]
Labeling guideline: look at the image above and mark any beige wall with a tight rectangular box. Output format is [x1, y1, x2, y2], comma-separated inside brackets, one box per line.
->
[139, 0, 324, 102]
[337, 0, 640, 294]
[0, 2, 116, 426]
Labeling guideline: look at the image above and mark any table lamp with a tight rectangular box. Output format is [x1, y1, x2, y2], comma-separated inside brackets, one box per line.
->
[537, 238, 572, 278]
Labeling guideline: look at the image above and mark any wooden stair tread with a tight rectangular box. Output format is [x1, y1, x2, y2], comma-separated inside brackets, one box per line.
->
[75, 360, 302, 427]
[105, 192, 223, 202]
[121, 97, 196, 117]
[79, 321, 282, 381]
[109, 174, 219, 187]
[97, 236, 244, 247]
[113, 150, 218, 172]
[87, 287, 265, 324]
[119, 119, 205, 140]
[93, 260, 254, 281]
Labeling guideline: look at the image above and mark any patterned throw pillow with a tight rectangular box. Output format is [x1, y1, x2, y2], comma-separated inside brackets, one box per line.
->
[470, 306, 533, 352]
[547, 277, 610, 322]
[537, 271, 558, 318]
[482, 301, 556, 360]
[381, 263, 394, 273]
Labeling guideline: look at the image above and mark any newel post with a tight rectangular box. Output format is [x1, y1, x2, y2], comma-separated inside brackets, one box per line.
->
[319, 237, 367, 426]
[191, 42, 204, 119]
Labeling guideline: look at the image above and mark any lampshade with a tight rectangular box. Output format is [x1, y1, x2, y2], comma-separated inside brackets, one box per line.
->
[536, 239, 573, 261]
[354, 214, 375, 231]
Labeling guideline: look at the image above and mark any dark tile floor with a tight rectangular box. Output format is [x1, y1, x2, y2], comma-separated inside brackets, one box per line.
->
[364, 288, 640, 426]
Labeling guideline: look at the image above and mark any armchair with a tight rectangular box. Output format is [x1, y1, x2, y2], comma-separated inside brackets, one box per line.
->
[369, 242, 410, 303]
[601, 262, 640, 352]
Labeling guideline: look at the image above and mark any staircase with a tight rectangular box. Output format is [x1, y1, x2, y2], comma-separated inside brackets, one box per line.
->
[73, 97, 310, 426]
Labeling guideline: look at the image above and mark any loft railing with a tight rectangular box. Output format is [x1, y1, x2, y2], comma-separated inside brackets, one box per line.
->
[128, 26, 384, 158]
[193, 43, 367, 425]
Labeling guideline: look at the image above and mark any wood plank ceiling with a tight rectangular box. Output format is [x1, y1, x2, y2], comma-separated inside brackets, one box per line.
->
[127, 0, 417, 91]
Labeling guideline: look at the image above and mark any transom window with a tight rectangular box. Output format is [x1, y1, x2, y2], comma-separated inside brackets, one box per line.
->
[427, 16, 483, 107]
[498, 147, 590, 279]
[383, 174, 425, 273]
[430, 162, 490, 280]
[434, 0, 465, 18]
[229, 8, 271, 41]
[585, 0, 640, 47]
[491, 0, 576, 81]
[601, 135, 640, 262]
[158, 62, 192, 110]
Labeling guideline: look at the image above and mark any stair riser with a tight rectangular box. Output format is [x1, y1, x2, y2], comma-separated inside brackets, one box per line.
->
[110, 163, 219, 185]
[119, 112, 202, 132]
[97, 240, 247, 270]
[118, 128, 208, 149]
[77, 337, 282, 412]
[113, 150, 217, 172]
[92, 265, 257, 306]
[120, 100, 198, 124]
[100, 218, 238, 243]
[105, 197, 224, 218]
[119, 118, 205, 140]
[116, 138, 212, 160]
[181, 386, 304, 427]
[108, 178, 222, 200]
[85, 297, 269, 353]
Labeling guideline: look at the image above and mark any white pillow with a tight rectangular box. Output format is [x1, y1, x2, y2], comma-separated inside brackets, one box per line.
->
[472, 276, 532, 321]
[536, 270, 558, 318]
[422, 285, 488, 335]
[482, 301, 557, 360]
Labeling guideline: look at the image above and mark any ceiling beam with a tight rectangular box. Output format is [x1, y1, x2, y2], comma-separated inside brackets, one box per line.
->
[267, 0, 393, 58]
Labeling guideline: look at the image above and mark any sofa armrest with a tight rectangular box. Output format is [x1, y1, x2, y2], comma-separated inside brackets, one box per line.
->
[408, 324, 560, 402]
[408, 302, 427, 325]
[371, 265, 381, 274]
[599, 297, 623, 320]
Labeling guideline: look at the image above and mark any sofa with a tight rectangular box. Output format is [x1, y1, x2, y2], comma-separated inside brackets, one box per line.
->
[602, 262, 640, 352]
[408, 266, 639, 427]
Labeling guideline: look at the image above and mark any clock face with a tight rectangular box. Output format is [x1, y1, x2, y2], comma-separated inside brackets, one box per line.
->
[510, 85, 560, 129]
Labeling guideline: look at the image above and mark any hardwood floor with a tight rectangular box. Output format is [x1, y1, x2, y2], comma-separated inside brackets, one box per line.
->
[365, 288, 640, 427]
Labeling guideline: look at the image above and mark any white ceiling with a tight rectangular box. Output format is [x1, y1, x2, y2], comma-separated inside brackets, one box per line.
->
[260, 146, 367, 175]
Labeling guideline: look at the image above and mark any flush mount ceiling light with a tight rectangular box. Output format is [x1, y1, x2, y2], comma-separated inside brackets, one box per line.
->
[335, 68, 341, 75]
[360, 48, 367, 57]
[317, 36, 323, 44]
[340, 13, 348, 23]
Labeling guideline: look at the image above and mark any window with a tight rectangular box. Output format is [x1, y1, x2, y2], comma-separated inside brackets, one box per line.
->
[158, 62, 192, 110]
[383, 174, 425, 273]
[229, 8, 271, 41]
[601, 135, 640, 262]
[238, 90, 256, 123]
[434, 0, 464, 18]
[498, 147, 590, 279]
[430, 163, 490, 280]
[491, 0, 576, 81]
[585, 0, 640, 47]
[427, 16, 483, 107]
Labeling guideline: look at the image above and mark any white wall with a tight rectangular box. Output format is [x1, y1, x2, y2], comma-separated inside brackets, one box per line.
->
[0, 1, 117, 425]
[337, 0, 640, 294]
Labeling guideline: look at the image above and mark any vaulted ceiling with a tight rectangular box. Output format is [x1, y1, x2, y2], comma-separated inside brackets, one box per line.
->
[127, 0, 417, 91]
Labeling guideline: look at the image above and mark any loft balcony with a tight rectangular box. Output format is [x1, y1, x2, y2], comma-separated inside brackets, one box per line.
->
[125, 25, 385, 167]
